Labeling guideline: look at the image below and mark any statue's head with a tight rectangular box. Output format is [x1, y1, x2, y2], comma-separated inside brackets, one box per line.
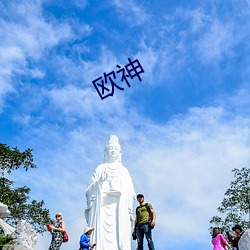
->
[104, 135, 122, 163]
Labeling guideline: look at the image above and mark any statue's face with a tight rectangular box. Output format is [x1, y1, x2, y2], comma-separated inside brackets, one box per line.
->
[107, 142, 121, 160]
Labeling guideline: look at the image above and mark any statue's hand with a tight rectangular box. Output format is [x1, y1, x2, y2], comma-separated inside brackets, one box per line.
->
[129, 213, 135, 222]
[86, 195, 95, 208]
[101, 171, 108, 181]
[88, 201, 93, 208]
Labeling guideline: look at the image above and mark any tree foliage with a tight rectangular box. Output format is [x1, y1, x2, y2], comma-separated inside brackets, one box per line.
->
[210, 167, 250, 232]
[0, 234, 14, 246]
[0, 144, 36, 175]
[0, 143, 52, 233]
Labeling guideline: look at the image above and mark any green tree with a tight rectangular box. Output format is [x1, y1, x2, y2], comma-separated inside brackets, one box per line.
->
[210, 167, 250, 232]
[0, 143, 52, 233]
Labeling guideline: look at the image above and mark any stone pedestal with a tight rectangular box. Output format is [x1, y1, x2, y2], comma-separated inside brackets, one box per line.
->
[2, 246, 26, 250]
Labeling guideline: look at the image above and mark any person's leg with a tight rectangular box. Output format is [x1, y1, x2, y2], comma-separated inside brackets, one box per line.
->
[136, 224, 146, 250]
[145, 225, 155, 250]
[49, 238, 55, 250]
[52, 238, 62, 250]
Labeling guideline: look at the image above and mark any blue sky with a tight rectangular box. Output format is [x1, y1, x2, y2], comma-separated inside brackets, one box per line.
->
[1, 0, 250, 249]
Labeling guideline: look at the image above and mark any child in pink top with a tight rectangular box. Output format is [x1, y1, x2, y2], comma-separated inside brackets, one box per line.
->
[212, 227, 232, 250]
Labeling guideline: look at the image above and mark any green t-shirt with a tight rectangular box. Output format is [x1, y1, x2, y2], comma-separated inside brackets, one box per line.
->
[136, 203, 153, 225]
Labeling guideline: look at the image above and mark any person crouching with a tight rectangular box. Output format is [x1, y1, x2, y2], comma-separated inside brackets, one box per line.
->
[79, 227, 96, 250]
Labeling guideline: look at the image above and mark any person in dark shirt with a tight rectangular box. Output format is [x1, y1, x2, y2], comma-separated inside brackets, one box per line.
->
[228, 225, 244, 250]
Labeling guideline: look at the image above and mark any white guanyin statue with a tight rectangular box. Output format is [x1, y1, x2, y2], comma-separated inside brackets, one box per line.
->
[85, 135, 136, 250]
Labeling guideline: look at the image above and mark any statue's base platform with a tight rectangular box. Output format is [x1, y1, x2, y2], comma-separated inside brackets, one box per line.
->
[1, 245, 26, 250]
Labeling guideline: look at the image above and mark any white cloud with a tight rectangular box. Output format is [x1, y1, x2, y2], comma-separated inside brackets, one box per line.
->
[7, 46, 133, 126]
[219, 83, 250, 115]
[10, 96, 250, 249]
[112, 0, 148, 26]
[48, 84, 126, 119]
[196, 20, 235, 63]
[0, 45, 25, 110]
[44, 46, 131, 119]
[188, 8, 210, 33]
[134, 42, 159, 85]
[81, 46, 120, 84]
[73, 0, 88, 9]
[0, 1, 75, 111]
[0, 2, 73, 58]
[140, 6, 242, 76]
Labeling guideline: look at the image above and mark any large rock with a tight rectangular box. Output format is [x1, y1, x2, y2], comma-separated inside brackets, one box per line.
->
[239, 229, 250, 250]
[0, 203, 37, 250]
[13, 220, 38, 250]
[0, 203, 15, 235]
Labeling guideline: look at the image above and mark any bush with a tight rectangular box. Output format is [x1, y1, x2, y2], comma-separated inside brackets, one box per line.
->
[0, 234, 14, 247]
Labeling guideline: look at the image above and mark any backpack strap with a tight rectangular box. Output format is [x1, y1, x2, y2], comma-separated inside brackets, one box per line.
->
[136, 206, 139, 216]
[144, 203, 151, 215]
[136, 203, 151, 216]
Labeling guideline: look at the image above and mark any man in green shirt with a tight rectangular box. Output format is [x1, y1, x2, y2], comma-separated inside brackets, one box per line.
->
[133, 194, 156, 250]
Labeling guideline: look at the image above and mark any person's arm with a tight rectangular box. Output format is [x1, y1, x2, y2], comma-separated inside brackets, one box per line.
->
[219, 234, 232, 250]
[89, 243, 96, 249]
[150, 208, 156, 227]
[132, 214, 138, 236]
[80, 234, 91, 248]
[229, 233, 237, 238]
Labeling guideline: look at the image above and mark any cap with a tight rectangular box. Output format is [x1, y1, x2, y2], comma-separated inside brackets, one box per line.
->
[136, 194, 144, 198]
[232, 225, 243, 231]
[55, 212, 63, 218]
